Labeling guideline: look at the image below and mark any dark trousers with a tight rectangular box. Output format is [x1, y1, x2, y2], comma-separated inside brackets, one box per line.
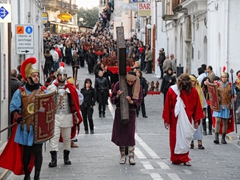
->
[98, 91, 108, 114]
[202, 106, 212, 132]
[159, 65, 164, 78]
[80, 57, 85, 67]
[65, 56, 72, 65]
[81, 105, 94, 131]
[72, 67, 79, 78]
[147, 61, 152, 73]
[137, 97, 146, 116]
[23, 144, 43, 175]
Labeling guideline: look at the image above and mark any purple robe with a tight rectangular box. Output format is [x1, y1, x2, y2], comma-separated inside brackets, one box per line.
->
[111, 81, 143, 146]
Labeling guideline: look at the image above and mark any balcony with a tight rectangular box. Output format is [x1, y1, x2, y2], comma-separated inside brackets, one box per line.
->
[172, 0, 188, 14]
[182, 0, 207, 15]
[42, 0, 57, 11]
[71, 4, 78, 14]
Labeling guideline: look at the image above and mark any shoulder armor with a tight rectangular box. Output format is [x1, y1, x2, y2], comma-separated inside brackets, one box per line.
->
[48, 84, 57, 92]
[19, 86, 26, 96]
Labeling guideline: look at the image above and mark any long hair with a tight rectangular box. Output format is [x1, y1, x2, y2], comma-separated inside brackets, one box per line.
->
[84, 78, 92, 88]
[177, 73, 192, 94]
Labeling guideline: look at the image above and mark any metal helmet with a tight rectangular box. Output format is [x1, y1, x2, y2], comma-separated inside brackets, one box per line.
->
[57, 62, 67, 81]
[21, 57, 39, 79]
[57, 62, 67, 76]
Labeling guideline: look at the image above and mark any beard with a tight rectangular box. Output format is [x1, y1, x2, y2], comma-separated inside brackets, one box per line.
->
[29, 77, 39, 85]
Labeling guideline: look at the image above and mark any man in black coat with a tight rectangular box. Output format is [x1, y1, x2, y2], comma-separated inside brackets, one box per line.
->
[10, 69, 23, 99]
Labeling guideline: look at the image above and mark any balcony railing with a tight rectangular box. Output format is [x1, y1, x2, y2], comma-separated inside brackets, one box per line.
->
[71, 4, 78, 14]
[42, 0, 57, 11]
[181, 0, 207, 15]
[172, 0, 188, 14]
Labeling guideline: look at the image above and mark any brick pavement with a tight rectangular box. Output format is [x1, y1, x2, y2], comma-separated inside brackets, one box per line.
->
[4, 65, 240, 180]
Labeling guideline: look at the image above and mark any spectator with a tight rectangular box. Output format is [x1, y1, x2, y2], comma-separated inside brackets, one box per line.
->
[206, 65, 215, 82]
[136, 70, 148, 118]
[44, 49, 54, 77]
[95, 70, 109, 117]
[162, 55, 172, 74]
[81, 78, 96, 134]
[50, 46, 59, 70]
[158, 48, 166, 79]
[201, 77, 213, 135]
[160, 67, 176, 103]
[170, 54, 176, 74]
[197, 67, 207, 84]
[10, 69, 23, 99]
[144, 46, 152, 73]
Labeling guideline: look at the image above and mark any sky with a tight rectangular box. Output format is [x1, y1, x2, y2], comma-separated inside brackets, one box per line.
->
[76, 0, 99, 8]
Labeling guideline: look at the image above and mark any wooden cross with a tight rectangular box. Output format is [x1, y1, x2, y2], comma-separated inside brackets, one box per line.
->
[116, 26, 129, 123]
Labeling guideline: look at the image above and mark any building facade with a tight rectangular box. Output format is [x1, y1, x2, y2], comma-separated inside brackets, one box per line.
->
[42, 0, 79, 33]
[161, 0, 240, 77]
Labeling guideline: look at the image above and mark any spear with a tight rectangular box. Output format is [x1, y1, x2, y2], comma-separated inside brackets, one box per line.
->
[0, 107, 45, 133]
[230, 69, 237, 133]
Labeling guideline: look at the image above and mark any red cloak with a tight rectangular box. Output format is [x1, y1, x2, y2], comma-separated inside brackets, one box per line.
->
[212, 109, 235, 134]
[0, 124, 34, 175]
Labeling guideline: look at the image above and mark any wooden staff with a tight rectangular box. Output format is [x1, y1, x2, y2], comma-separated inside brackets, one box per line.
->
[0, 107, 45, 133]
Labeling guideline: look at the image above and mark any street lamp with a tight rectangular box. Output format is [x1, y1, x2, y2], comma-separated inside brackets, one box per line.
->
[147, 24, 151, 30]
[146, 24, 151, 47]
[79, 17, 84, 26]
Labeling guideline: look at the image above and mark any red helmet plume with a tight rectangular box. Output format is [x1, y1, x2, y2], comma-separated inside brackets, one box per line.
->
[222, 66, 226, 72]
[60, 62, 65, 68]
[20, 57, 38, 79]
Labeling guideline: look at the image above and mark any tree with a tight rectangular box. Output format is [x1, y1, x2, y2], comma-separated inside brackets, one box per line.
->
[77, 7, 99, 28]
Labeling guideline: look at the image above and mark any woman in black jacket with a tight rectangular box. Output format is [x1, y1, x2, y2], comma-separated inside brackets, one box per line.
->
[81, 78, 95, 134]
[95, 70, 109, 117]
[160, 67, 176, 103]
[136, 70, 148, 118]
[44, 49, 54, 77]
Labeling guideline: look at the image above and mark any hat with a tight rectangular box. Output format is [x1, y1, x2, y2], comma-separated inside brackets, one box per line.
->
[21, 57, 39, 79]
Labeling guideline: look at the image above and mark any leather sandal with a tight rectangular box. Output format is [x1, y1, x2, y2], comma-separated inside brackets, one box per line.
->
[129, 157, 136, 165]
[183, 162, 191, 166]
[119, 155, 126, 164]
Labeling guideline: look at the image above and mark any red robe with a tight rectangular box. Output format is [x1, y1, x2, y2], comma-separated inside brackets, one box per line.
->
[162, 87, 204, 164]
[0, 124, 34, 175]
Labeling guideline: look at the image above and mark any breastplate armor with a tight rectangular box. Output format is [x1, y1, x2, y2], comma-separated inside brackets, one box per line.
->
[218, 83, 231, 109]
[55, 86, 71, 114]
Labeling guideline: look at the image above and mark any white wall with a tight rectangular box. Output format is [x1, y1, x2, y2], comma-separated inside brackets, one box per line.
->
[11, 0, 43, 83]
[155, 2, 167, 78]
[228, 0, 240, 79]
[0, 23, 10, 146]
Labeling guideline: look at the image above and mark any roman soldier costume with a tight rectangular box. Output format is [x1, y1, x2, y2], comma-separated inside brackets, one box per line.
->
[213, 68, 236, 144]
[0, 57, 50, 180]
[48, 62, 82, 168]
